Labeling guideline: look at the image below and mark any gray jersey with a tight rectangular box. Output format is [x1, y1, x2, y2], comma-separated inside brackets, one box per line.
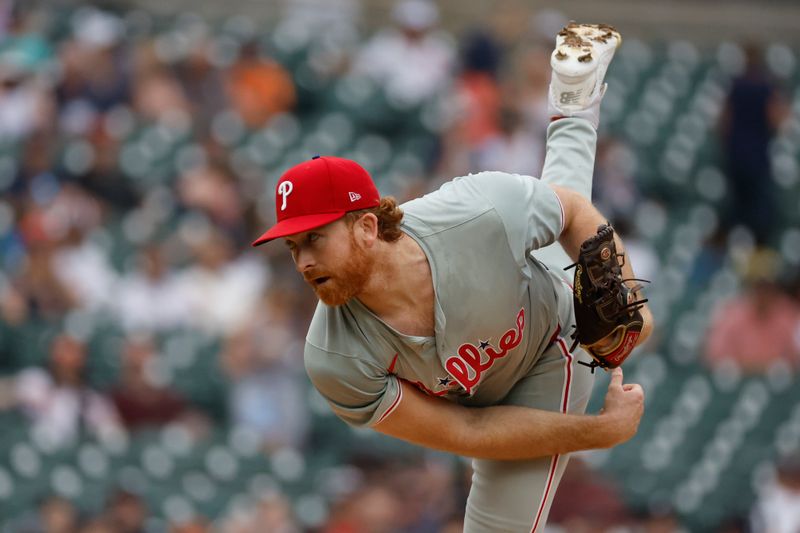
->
[305, 117, 600, 532]
[304, 170, 573, 427]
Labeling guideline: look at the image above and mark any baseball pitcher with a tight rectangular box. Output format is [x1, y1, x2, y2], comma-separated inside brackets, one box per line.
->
[254, 23, 653, 532]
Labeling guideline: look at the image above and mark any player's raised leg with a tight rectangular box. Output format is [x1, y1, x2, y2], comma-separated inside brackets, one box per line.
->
[534, 23, 621, 274]
[543, 22, 621, 198]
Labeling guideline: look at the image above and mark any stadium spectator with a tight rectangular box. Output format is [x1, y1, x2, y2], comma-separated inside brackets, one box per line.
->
[115, 244, 192, 333]
[7, 131, 57, 206]
[280, 0, 361, 34]
[611, 217, 659, 285]
[473, 105, 544, 176]
[110, 335, 198, 430]
[0, 41, 55, 141]
[13, 494, 80, 533]
[221, 287, 309, 451]
[56, 9, 130, 135]
[132, 42, 193, 125]
[507, 42, 550, 156]
[751, 454, 800, 533]
[9, 181, 112, 317]
[592, 137, 641, 224]
[177, 164, 249, 242]
[225, 40, 296, 128]
[0, 0, 18, 38]
[12, 221, 78, 320]
[221, 489, 300, 533]
[173, 32, 229, 135]
[688, 227, 729, 290]
[436, 29, 504, 177]
[12, 333, 122, 447]
[46, 184, 117, 312]
[0, 277, 27, 332]
[454, 30, 503, 145]
[439, 516, 466, 533]
[719, 43, 789, 245]
[169, 518, 211, 533]
[77, 516, 118, 533]
[62, 127, 140, 211]
[704, 250, 800, 373]
[0, 1, 55, 141]
[352, 0, 455, 106]
[389, 459, 463, 532]
[321, 482, 400, 533]
[105, 489, 148, 533]
[636, 508, 685, 533]
[180, 228, 269, 335]
[548, 456, 630, 530]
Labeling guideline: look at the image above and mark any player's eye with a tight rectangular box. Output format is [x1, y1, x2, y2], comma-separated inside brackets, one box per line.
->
[308, 233, 320, 243]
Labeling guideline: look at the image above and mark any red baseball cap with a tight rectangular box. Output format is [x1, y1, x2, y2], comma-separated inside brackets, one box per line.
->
[252, 156, 380, 246]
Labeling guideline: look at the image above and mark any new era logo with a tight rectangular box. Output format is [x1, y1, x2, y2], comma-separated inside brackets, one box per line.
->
[349, 192, 361, 202]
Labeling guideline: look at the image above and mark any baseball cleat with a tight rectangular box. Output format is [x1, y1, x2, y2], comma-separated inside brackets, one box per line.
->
[549, 22, 621, 117]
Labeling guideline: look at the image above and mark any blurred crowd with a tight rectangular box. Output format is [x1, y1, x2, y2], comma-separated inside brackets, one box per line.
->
[0, 0, 799, 531]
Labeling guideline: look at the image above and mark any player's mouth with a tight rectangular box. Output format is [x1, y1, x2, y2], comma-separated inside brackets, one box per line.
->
[313, 276, 331, 286]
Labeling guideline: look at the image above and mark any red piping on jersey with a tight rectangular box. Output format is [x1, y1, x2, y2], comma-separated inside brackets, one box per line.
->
[530, 327, 574, 533]
[376, 383, 403, 425]
[387, 353, 399, 374]
[547, 324, 561, 346]
[376, 354, 402, 425]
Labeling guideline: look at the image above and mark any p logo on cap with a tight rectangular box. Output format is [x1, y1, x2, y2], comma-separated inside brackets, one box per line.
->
[278, 181, 293, 211]
[251, 156, 381, 246]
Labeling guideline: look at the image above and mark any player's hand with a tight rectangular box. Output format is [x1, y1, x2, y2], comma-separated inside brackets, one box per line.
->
[598, 367, 644, 447]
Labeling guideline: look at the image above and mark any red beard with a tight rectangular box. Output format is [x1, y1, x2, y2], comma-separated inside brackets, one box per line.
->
[306, 233, 375, 307]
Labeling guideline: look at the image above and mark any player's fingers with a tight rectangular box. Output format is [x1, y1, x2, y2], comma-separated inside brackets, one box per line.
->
[623, 383, 644, 397]
[609, 367, 624, 388]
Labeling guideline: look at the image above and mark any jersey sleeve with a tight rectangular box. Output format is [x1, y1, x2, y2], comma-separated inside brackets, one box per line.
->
[304, 341, 403, 427]
[444, 171, 564, 258]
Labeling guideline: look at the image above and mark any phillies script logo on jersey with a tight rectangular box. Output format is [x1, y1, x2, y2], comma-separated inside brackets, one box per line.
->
[445, 308, 525, 395]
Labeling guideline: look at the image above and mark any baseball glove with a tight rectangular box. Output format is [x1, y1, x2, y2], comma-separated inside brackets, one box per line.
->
[567, 224, 648, 372]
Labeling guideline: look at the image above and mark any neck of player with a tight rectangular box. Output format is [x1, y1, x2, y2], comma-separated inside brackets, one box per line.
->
[356, 232, 436, 338]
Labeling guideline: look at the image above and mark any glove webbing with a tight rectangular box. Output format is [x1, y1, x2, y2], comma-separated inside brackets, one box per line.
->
[564, 257, 650, 373]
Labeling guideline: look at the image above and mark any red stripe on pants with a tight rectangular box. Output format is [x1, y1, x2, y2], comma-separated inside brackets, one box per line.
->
[529, 333, 574, 533]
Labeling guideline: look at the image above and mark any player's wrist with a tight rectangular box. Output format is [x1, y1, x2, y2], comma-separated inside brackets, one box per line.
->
[596, 410, 638, 448]
[587, 413, 622, 449]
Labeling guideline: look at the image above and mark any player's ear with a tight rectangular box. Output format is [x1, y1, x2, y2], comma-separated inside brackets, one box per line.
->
[354, 212, 379, 245]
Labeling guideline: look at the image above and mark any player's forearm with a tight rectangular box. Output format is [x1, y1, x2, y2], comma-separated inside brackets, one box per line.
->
[460, 405, 619, 460]
[374, 381, 632, 461]
[555, 186, 653, 344]
[554, 186, 608, 261]
[556, 189, 641, 294]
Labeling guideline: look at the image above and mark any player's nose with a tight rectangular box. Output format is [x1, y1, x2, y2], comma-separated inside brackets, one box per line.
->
[294, 248, 316, 272]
